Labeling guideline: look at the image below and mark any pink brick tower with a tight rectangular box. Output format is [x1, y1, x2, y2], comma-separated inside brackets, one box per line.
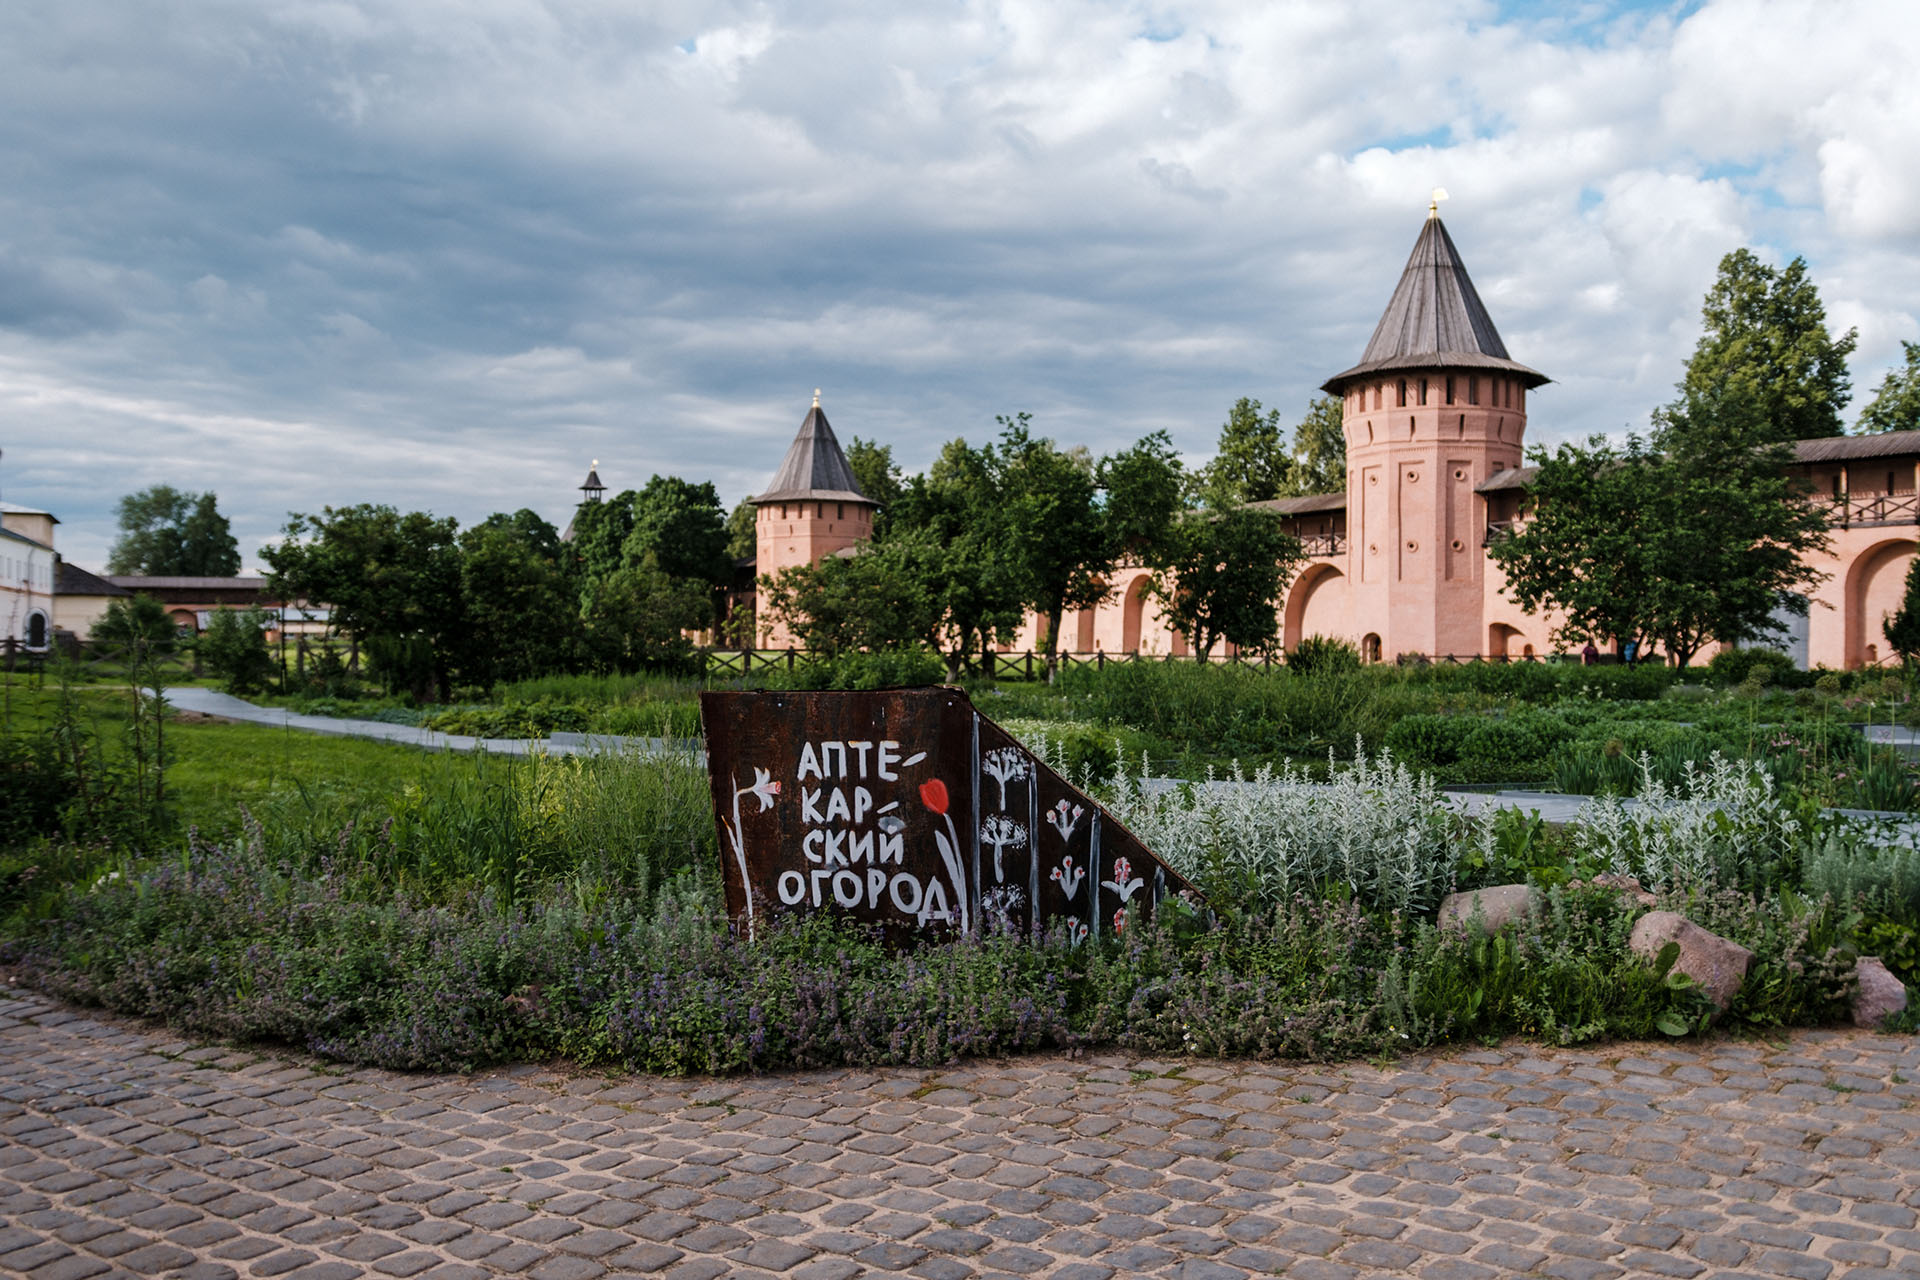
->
[752, 391, 875, 647]
[1321, 202, 1550, 661]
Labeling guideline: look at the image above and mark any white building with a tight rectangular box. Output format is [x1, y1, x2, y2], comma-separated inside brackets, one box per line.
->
[1, 501, 57, 651]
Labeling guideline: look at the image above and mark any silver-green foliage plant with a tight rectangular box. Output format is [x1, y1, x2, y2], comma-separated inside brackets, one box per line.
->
[1803, 825, 1920, 918]
[1093, 739, 1458, 916]
[1570, 752, 1800, 891]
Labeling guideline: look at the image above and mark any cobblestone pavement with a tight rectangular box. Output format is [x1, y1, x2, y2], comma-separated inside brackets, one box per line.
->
[5, 990, 1920, 1280]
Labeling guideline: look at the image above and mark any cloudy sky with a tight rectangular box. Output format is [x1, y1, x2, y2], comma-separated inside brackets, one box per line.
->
[2, 0, 1917, 570]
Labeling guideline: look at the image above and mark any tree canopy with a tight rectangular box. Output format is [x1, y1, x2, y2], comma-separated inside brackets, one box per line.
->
[1149, 505, 1302, 659]
[263, 505, 467, 701]
[107, 486, 241, 577]
[1858, 341, 1920, 435]
[1675, 249, 1857, 444]
[1489, 385, 1832, 667]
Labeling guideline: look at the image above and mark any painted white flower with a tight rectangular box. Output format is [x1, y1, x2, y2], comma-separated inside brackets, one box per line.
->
[747, 767, 781, 812]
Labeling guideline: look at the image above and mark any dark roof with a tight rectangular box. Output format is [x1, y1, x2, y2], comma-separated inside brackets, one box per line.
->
[108, 576, 269, 592]
[56, 561, 129, 598]
[580, 467, 605, 491]
[1476, 430, 1920, 496]
[1324, 214, 1549, 393]
[1476, 467, 1538, 494]
[1791, 431, 1920, 463]
[1248, 492, 1346, 515]
[755, 401, 872, 505]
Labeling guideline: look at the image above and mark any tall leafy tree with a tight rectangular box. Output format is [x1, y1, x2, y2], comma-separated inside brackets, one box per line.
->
[1675, 248, 1857, 444]
[263, 505, 466, 700]
[624, 476, 732, 586]
[1283, 395, 1348, 496]
[724, 499, 758, 561]
[847, 436, 904, 535]
[1149, 505, 1302, 659]
[1490, 384, 1831, 667]
[886, 438, 1026, 672]
[107, 486, 242, 576]
[459, 510, 579, 687]
[762, 529, 948, 656]
[1096, 430, 1184, 563]
[579, 564, 707, 674]
[1858, 340, 1920, 435]
[1192, 398, 1291, 506]
[567, 492, 634, 587]
[995, 414, 1110, 666]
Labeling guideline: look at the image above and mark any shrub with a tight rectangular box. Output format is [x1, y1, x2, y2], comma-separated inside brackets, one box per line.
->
[1706, 647, 1800, 688]
[1288, 635, 1359, 676]
[1105, 744, 1461, 917]
[1803, 827, 1920, 921]
[1570, 754, 1803, 891]
[198, 606, 278, 695]
[760, 646, 947, 691]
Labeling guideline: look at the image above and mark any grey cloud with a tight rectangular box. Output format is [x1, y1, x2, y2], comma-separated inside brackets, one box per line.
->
[0, 0, 1916, 573]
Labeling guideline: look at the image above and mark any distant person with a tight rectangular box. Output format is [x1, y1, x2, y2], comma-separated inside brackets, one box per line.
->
[1582, 641, 1598, 666]
[1623, 640, 1638, 664]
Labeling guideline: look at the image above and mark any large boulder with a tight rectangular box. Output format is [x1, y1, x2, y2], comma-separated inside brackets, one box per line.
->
[1438, 884, 1543, 934]
[1629, 911, 1754, 1012]
[1853, 957, 1909, 1029]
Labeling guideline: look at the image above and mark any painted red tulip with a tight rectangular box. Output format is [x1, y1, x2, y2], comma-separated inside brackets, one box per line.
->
[919, 778, 950, 815]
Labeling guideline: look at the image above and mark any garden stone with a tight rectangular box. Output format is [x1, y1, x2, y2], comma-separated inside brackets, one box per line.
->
[1437, 885, 1542, 934]
[1851, 957, 1908, 1028]
[1628, 912, 1753, 1011]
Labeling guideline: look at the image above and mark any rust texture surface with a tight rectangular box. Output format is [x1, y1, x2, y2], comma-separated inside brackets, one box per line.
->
[699, 688, 1200, 942]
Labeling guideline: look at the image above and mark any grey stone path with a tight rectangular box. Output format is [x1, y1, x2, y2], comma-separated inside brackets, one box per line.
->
[165, 689, 688, 760]
[5, 989, 1920, 1280]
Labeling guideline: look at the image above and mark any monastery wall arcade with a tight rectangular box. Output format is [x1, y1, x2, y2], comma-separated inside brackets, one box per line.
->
[751, 214, 1920, 671]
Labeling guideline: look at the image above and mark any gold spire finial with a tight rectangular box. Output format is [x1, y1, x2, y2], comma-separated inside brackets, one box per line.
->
[812, 388, 821, 408]
[591, 459, 599, 468]
[1428, 187, 1449, 218]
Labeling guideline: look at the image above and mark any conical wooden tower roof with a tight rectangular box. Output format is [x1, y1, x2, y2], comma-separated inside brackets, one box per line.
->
[1323, 213, 1548, 392]
[754, 396, 871, 505]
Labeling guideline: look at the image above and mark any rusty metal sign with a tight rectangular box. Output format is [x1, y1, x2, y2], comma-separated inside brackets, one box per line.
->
[699, 688, 1203, 942]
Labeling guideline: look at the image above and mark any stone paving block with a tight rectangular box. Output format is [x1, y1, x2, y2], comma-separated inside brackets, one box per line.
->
[10, 996, 1920, 1280]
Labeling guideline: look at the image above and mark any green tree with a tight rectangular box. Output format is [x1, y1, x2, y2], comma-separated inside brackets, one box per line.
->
[579, 563, 707, 674]
[724, 499, 758, 561]
[1283, 395, 1347, 495]
[1676, 249, 1858, 444]
[1096, 430, 1185, 564]
[1490, 385, 1831, 667]
[1883, 554, 1920, 667]
[1192, 398, 1291, 506]
[995, 414, 1111, 668]
[262, 505, 466, 701]
[459, 511, 579, 688]
[568, 493, 634, 588]
[1858, 341, 1920, 435]
[199, 605, 277, 695]
[763, 530, 948, 656]
[847, 437, 903, 535]
[886, 439, 1026, 673]
[1149, 506, 1301, 659]
[625, 476, 732, 587]
[107, 486, 242, 576]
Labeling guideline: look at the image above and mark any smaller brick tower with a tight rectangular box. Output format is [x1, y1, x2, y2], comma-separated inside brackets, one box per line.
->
[1323, 201, 1550, 660]
[752, 392, 875, 647]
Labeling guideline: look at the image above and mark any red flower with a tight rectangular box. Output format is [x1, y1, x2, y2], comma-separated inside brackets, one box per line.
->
[919, 778, 950, 815]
